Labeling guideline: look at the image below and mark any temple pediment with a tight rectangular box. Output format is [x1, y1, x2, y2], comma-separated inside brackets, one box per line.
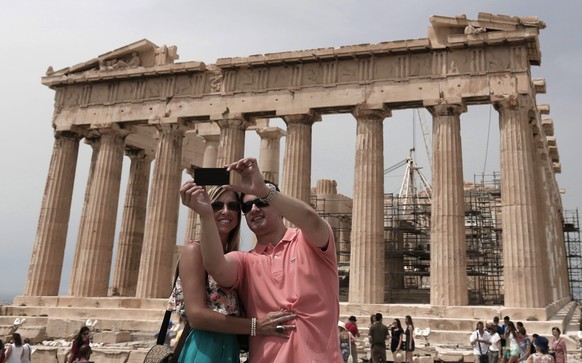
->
[44, 39, 185, 78]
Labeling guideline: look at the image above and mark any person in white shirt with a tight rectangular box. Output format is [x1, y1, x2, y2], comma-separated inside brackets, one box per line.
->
[471, 321, 492, 363]
[487, 323, 502, 363]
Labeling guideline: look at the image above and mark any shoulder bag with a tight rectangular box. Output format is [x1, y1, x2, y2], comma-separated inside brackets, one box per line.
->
[144, 266, 191, 363]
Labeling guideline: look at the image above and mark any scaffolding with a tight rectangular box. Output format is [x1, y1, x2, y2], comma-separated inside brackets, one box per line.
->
[312, 172, 582, 306]
[464, 173, 503, 305]
[564, 209, 582, 301]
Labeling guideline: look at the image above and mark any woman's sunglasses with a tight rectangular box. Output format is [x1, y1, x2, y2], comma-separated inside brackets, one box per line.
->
[241, 199, 269, 214]
[211, 201, 241, 212]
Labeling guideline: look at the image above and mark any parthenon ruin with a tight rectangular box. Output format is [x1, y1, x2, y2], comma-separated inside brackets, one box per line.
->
[23, 12, 570, 325]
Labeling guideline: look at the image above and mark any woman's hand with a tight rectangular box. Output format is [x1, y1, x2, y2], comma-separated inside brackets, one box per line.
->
[180, 181, 212, 215]
[256, 311, 297, 338]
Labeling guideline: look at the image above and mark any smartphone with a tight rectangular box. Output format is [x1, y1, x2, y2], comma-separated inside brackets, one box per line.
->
[194, 167, 230, 185]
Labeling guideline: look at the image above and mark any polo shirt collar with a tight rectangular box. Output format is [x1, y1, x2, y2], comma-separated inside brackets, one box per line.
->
[252, 227, 296, 254]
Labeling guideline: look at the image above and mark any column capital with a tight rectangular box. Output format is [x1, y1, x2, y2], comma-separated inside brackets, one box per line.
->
[216, 117, 255, 130]
[491, 93, 534, 112]
[90, 123, 131, 138]
[54, 129, 83, 141]
[281, 112, 321, 125]
[125, 147, 154, 162]
[256, 126, 287, 140]
[425, 100, 467, 117]
[351, 104, 391, 120]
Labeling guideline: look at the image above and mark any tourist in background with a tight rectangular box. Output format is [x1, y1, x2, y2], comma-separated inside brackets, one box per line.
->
[389, 318, 404, 360]
[517, 325, 532, 363]
[345, 316, 360, 363]
[470, 321, 491, 363]
[550, 327, 567, 363]
[67, 326, 90, 363]
[77, 345, 93, 363]
[487, 323, 502, 363]
[404, 315, 416, 363]
[3, 332, 23, 363]
[368, 312, 389, 363]
[526, 336, 554, 363]
[177, 185, 296, 362]
[505, 321, 520, 363]
[338, 321, 355, 363]
[182, 157, 342, 362]
[20, 338, 31, 363]
[0, 339, 5, 362]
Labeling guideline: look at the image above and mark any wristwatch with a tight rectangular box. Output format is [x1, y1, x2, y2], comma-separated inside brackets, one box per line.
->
[260, 183, 277, 203]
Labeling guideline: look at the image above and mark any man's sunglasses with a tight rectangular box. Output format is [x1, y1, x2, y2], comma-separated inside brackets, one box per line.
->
[241, 198, 269, 214]
[211, 201, 241, 212]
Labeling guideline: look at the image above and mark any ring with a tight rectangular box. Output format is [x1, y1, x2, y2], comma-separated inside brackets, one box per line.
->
[275, 325, 285, 334]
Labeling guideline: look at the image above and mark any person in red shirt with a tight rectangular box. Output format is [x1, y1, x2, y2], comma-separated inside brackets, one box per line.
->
[345, 316, 360, 362]
[181, 157, 343, 363]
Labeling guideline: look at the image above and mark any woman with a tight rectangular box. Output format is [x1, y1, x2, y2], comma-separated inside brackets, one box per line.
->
[4, 333, 23, 363]
[20, 338, 31, 363]
[517, 326, 532, 363]
[338, 321, 354, 363]
[404, 315, 415, 363]
[178, 185, 295, 363]
[390, 318, 404, 361]
[487, 323, 502, 363]
[550, 327, 567, 363]
[505, 322, 520, 363]
[67, 326, 90, 363]
[526, 336, 554, 363]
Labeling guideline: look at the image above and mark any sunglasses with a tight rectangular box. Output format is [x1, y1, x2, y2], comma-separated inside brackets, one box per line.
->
[241, 198, 269, 214]
[211, 201, 241, 212]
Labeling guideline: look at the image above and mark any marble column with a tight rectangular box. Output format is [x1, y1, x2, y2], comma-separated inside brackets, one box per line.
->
[202, 134, 220, 168]
[495, 94, 546, 308]
[25, 130, 81, 296]
[111, 149, 153, 296]
[69, 127, 128, 296]
[281, 113, 319, 205]
[426, 101, 468, 306]
[68, 137, 101, 294]
[315, 179, 342, 260]
[183, 134, 221, 242]
[136, 124, 185, 298]
[532, 137, 554, 305]
[348, 105, 389, 304]
[216, 117, 253, 172]
[257, 126, 286, 184]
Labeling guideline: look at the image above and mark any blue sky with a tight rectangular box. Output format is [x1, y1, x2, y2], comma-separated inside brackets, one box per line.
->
[1, 0, 580, 301]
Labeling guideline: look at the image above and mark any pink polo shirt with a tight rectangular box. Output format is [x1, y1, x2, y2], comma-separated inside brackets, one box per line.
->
[228, 225, 342, 363]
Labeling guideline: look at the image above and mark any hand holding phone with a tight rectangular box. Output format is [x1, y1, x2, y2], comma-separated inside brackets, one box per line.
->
[193, 167, 230, 186]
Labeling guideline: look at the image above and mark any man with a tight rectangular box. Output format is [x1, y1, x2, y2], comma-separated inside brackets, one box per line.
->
[368, 313, 389, 363]
[181, 157, 342, 362]
[345, 316, 360, 363]
[470, 321, 491, 363]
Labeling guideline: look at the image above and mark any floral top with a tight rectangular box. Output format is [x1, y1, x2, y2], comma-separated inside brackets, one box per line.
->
[168, 275, 240, 318]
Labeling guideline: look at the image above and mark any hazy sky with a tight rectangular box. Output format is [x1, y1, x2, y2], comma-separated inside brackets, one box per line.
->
[1, 0, 581, 301]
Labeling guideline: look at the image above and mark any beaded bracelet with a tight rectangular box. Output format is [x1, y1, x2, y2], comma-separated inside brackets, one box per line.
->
[251, 317, 257, 336]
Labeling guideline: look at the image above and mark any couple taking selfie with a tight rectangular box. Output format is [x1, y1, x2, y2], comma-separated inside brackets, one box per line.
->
[176, 157, 343, 363]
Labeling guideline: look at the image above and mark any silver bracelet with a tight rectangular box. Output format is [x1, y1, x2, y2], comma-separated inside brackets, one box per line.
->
[251, 317, 257, 336]
[260, 183, 277, 203]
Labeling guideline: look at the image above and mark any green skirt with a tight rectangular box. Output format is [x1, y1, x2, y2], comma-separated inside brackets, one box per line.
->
[177, 329, 240, 363]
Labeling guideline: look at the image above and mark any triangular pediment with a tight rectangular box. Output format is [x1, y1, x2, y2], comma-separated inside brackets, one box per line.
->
[47, 39, 179, 77]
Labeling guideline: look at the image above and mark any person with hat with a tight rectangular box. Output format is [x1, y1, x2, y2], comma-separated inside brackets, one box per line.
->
[525, 336, 554, 363]
[345, 316, 360, 363]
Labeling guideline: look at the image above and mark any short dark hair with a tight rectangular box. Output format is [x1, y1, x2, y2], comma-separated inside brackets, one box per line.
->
[80, 344, 92, 358]
[375, 313, 383, 322]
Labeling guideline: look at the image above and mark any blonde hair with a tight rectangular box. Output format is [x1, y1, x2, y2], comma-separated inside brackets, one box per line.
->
[207, 186, 241, 252]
